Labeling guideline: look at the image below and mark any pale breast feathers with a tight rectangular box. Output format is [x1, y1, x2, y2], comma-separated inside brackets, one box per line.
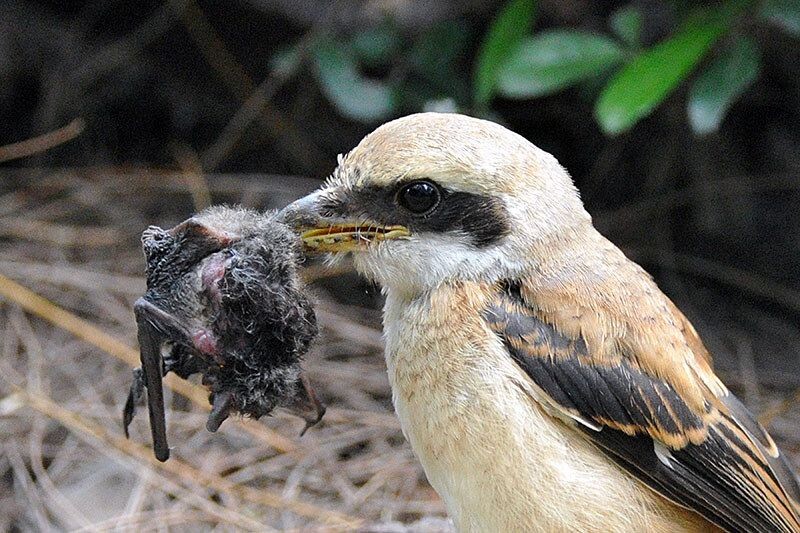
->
[484, 279, 800, 533]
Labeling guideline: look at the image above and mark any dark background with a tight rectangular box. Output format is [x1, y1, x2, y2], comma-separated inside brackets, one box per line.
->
[1, 0, 798, 530]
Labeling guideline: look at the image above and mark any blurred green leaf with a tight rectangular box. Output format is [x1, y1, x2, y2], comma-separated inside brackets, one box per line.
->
[352, 26, 400, 66]
[404, 21, 472, 109]
[760, 0, 800, 36]
[411, 21, 471, 77]
[595, 7, 737, 135]
[474, 0, 537, 106]
[688, 36, 761, 134]
[496, 30, 624, 98]
[610, 5, 643, 47]
[313, 39, 395, 123]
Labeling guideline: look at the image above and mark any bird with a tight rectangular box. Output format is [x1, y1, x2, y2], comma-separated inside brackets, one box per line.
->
[280, 112, 800, 532]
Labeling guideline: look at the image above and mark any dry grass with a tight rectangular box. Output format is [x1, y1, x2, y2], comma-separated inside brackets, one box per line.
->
[0, 168, 798, 531]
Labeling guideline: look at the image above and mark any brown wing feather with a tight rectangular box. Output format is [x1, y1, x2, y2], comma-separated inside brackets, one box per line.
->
[485, 280, 800, 533]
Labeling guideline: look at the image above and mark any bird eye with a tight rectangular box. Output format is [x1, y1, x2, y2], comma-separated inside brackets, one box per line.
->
[396, 180, 441, 215]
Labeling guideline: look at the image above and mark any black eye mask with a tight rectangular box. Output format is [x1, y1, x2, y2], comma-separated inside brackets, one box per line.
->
[322, 183, 512, 248]
[123, 206, 324, 461]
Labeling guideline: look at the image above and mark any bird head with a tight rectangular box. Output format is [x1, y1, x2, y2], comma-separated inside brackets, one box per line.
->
[282, 113, 592, 295]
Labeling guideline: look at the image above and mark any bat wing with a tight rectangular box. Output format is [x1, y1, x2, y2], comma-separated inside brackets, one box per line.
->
[130, 297, 194, 462]
[484, 281, 800, 533]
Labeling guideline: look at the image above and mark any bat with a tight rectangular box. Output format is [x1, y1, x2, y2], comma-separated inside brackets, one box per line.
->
[123, 206, 325, 461]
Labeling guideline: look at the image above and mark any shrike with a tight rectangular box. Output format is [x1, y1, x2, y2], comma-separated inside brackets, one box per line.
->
[282, 113, 800, 532]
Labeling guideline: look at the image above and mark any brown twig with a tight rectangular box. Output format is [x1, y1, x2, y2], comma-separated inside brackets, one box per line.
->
[596, 174, 800, 228]
[0, 218, 120, 247]
[170, 0, 254, 98]
[0, 260, 144, 295]
[628, 249, 800, 314]
[170, 143, 213, 211]
[759, 390, 800, 427]
[0, 119, 85, 163]
[171, 0, 326, 171]
[0, 166, 321, 199]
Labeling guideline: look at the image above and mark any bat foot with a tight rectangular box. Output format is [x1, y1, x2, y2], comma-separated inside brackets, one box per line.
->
[206, 392, 234, 432]
[299, 405, 326, 437]
[289, 373, 326, 436]
[123, 368, 145, 438]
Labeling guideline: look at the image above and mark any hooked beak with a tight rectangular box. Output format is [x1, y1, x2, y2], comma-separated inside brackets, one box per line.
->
[280, 190, 410, 253]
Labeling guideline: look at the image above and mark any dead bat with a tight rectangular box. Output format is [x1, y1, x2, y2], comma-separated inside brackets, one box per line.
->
[123, 206, 324, 461]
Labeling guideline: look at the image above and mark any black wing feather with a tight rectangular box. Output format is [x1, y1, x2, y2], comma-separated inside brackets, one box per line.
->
[485, 284, 800, 533]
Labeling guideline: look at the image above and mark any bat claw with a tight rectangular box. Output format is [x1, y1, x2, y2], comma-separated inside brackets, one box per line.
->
[288, 373, 326, 436]
[206, 392, 234, 432]
[299, 407, 325, 437]
[122, 368, 145, 438]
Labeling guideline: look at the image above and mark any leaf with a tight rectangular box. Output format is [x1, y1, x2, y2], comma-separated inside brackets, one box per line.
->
[496, 30, 625, 98]
[760, 0, 800, 36]
[351, 25, 400, 66]
[688, 36, 761, 134]
[595, 7, 739, 135]
[411, 21, 471, 77]
[313, 38, 395, 123]
[404, 22, 472, 108]
[610, 5, 643, 47]
[473, 0, 537, 106]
